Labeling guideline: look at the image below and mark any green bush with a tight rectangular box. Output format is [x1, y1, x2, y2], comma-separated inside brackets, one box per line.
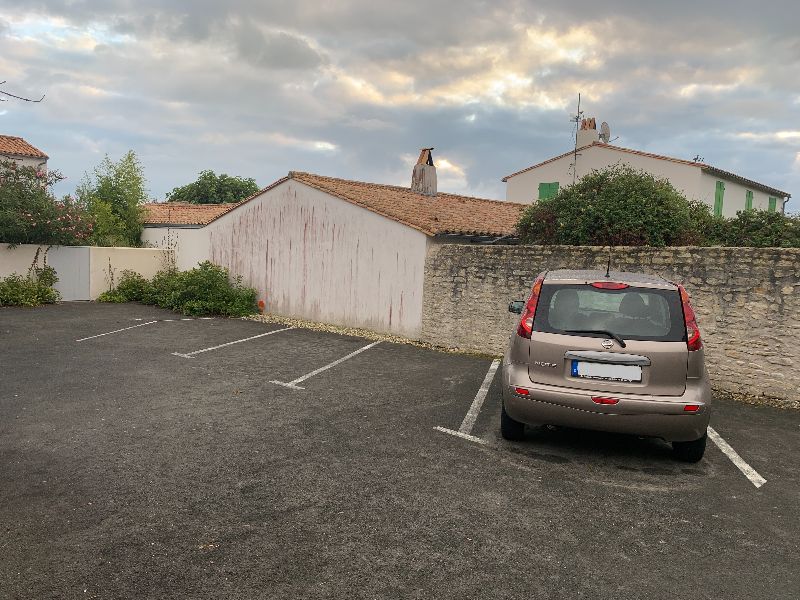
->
[115, 270, 150, 302]
[98, 262, 257, 317]
[96, 290, 128, 303]
[517, 166, 705, 246]
[715, 210, 800, 248]
[0, 266, 61, 307]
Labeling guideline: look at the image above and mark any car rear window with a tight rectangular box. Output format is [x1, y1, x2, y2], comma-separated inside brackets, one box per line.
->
[533, 283, 686, 342]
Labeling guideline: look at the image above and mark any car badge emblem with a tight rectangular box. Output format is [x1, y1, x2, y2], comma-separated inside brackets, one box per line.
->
[601, 339, 614, 349]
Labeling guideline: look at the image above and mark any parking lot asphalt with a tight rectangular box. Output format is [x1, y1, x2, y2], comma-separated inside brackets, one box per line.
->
[1, 302, 799, 599]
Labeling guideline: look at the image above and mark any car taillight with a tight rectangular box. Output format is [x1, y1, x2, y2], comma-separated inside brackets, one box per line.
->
[592, 397, 620, 405]
[678, 284, 702, 351]
[590, 281, 629, 290]
[516, 275, 545, 339]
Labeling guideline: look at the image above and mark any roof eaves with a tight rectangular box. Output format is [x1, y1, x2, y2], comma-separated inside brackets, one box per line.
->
[701, 165, 791, 198]
[201, 176, 291, 226]
[501, 144, 595, 182]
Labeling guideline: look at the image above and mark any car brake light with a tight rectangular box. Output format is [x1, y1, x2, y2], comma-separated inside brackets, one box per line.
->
[516, 275, 545, 339]
[684, 404, 700, 412]
[678, 285, 703, 351]
[514, 387, 529, 396]
[590, 282, 629, 290]
[592, 396, 619, 405]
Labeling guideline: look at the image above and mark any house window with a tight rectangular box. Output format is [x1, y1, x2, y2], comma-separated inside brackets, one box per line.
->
[745, 190, 753, 211]
[538, 182, 559, 200]
[768, 197, 778, 213]
[714, 181, 725, 217]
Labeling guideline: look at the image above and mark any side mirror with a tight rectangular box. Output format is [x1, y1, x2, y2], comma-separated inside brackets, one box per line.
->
[508, 300, 524, 314]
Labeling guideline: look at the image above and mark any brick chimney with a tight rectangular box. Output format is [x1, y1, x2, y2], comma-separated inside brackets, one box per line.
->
[411, 148, 437, 196]
[576, 117, 600, 147]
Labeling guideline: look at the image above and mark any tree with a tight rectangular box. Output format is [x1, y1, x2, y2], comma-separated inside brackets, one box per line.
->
[166, 170, 259, 204]
[517, 165, 708, 247]
[76, 151, 147, 247]
[0, 160, 92, 246]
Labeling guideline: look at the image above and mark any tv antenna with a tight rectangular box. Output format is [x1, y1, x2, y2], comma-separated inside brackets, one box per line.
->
[692, 154, 705, 163]
[568, 93, 583, 184]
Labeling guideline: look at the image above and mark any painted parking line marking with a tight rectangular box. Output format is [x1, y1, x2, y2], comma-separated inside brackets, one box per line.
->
[76, 320, 159, 342]
[172, 326, 294, 359]
[271, 341, 381, 390]
[459, 359, 501, 435]
[708, 426, 767, 488]
[434, 426, 491, 446]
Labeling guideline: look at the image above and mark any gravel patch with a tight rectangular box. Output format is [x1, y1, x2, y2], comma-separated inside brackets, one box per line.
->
[244, 313, 500, 359]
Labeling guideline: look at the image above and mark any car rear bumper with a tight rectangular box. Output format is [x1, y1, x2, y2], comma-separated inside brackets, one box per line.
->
[502, 362, 712, 442]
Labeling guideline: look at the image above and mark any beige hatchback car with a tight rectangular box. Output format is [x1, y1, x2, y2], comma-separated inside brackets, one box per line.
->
[502, 269, 711, 462]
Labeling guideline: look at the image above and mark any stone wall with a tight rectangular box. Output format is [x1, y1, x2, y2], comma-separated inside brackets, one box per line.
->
[421, 244, 800, 403]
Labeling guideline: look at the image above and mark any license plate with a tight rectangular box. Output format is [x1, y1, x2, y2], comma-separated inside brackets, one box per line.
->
[571, 360, 642, 383]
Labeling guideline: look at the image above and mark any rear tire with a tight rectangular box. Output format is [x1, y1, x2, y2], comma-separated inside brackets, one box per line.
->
[501, 403, 525, 441]
[672, 432, 707, 463]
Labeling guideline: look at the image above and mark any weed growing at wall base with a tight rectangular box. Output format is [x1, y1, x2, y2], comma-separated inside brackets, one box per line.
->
[0, 265, 60, 307]
[98, 262, 257, 317]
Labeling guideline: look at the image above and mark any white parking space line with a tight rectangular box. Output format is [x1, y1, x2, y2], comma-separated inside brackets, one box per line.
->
[76, 320, 159, 342]
[172, 326, 294, 359]
[459, 359, 501, 435]
[271, 341, 381, 390]
[708, 426, 767, 488]
[434, 426, 491, 446]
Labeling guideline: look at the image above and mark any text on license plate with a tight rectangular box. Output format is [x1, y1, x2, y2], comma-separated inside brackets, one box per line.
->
[571, 360, 642, 383]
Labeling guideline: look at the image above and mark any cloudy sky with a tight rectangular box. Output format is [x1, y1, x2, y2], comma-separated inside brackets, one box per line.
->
[1, 1, 799, 209]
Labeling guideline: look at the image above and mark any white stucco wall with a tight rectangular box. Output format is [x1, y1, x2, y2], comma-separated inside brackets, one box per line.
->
[141, 226, 210, 271]
[505, 145, 787, 215]
[505, 145, 702, 204]
[205, 179, 429, 337]
[88, 247, 167, 299]
[0, 245, 167, 300]
[696, 172, 784, 217]
[1, 154, 47, 171]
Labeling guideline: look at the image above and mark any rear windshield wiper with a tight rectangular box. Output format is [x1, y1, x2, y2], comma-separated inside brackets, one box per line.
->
[564, 329, 627, 348]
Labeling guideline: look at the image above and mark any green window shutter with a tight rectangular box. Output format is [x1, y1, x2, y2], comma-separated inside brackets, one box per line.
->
[745, 190, 753, 211]
[538, 182, 559, 200]
[714, 181, 725, 217]
[768, 197, 777, 212]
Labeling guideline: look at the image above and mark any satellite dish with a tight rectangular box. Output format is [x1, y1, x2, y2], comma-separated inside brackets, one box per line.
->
[599, 122, 611, 143]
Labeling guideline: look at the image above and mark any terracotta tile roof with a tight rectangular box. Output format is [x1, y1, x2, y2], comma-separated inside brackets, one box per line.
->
[0, 135, 48, 159]
[142, 202, 241, 226]
[502, 141, 790, 197]
[287, 172, 525, 237]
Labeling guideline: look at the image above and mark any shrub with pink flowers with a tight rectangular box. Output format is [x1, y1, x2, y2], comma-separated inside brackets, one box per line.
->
[0, 160, 93, 245]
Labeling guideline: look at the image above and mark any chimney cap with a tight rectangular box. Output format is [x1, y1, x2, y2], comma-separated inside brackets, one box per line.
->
[416, 148, 435, 166]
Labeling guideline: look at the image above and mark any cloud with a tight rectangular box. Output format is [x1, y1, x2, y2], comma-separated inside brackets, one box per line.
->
[233, 24, 325, 70]
[0, 0, 796, 210]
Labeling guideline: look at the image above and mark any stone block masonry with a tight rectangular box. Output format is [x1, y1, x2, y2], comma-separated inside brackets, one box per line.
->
[421, 244, 800, 404]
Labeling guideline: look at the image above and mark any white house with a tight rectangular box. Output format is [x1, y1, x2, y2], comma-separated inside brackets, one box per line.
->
[143, 150, 524, 337]
[503, 119, 791, 217]
[0, 134, 48, 171]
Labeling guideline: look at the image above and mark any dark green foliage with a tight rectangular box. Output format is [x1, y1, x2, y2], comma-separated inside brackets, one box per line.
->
[715, 210, 800, 248]
[517, 165, 800, 248]
[166, 170, 260, 204]
[0, 265, 61, 307]
[98, 262, 257, 317]
[114, 270, 150, 302]
[0, 161, 93, 245]
[517, 166, 704, 246]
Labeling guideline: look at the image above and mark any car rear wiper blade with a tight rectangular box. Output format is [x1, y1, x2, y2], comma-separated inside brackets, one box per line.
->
[564, 329, 627, 348]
